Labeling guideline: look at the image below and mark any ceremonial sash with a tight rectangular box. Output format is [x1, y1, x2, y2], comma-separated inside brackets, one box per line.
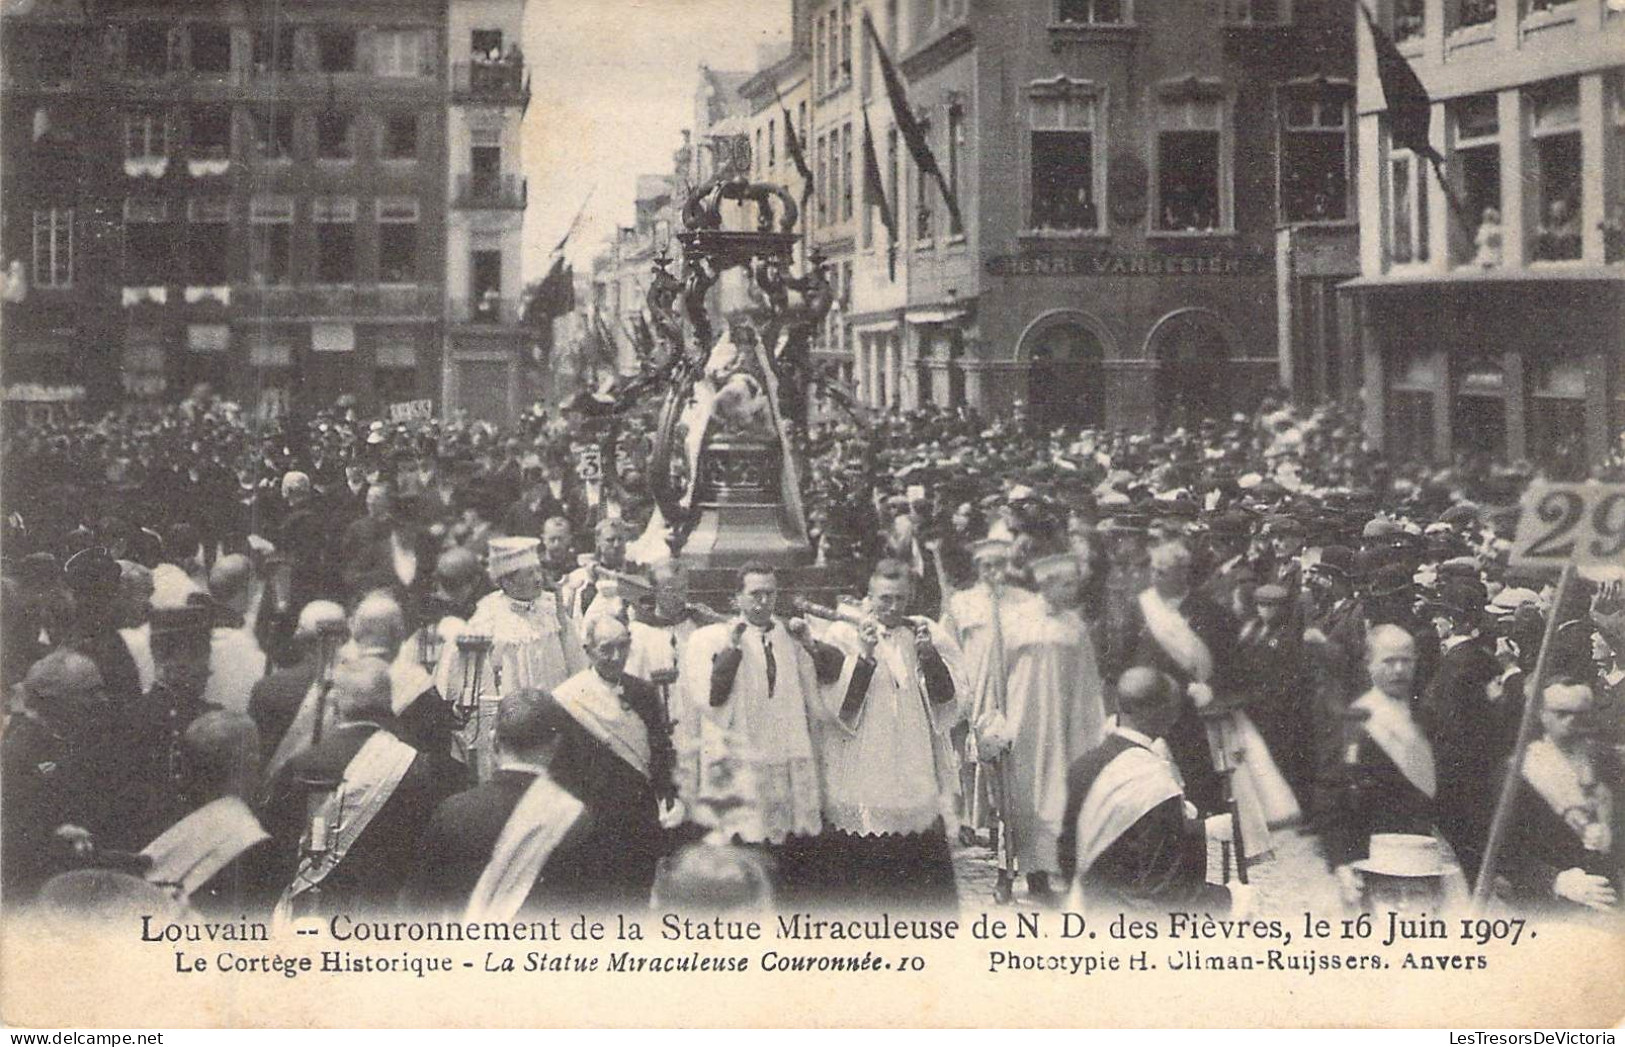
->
[1137, 589, 1213, 682]
[1072, 738, 1183, 877]
[555, 672, 652, 779]
[261, 671, 331, 797]
[1523, 738, 1612, 850]
[141, 796, 269, 899]
[272, 730, 417, 920]
[465, 772, 586, 922]
[1352, 689, 1436, 799]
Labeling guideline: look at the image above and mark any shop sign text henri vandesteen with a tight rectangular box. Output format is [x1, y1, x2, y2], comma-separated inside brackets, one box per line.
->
[985, 251, 1271, 278]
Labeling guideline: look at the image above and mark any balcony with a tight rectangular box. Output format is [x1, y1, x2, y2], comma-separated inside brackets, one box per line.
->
[453, 173, 527, 211]
[449, 295, 526, 326]
[236, 283, 440, 318]
[451, 61, 531, 109]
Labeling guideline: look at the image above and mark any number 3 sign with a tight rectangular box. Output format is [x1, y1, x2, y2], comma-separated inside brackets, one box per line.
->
[1510, 482, 1625, 570]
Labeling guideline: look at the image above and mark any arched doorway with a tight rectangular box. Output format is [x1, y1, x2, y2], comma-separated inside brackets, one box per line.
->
[1017, 312, 1108, 431]
[1147, 309, 1232, 425]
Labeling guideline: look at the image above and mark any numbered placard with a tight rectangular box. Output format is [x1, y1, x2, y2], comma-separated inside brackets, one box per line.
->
[1509, 482, 1625, 568]
[572, 443, 603, 483]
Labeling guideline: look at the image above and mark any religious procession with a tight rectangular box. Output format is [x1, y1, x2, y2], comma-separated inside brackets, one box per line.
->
[2, 0, 1624, 947]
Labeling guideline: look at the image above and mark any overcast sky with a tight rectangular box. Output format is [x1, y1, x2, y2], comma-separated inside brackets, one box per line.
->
[521, 0, 790, 284]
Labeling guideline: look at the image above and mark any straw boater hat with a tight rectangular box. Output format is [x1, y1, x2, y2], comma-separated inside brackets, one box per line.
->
[487, 536, 541, 580]
[1351, 833, 1444, 879]
[1029, 553, 1081, 585]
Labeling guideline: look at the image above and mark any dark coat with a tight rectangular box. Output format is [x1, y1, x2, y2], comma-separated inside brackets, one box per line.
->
[262, 722, 450, 915]
[339, 516, 438, 604]
[1422, 636, 1503, 878]
[1500, 748, 1625, 915]
[247, 656, 320, 764]
[0, 714, 124, 902]
[403, 769, 604, 916]
[1324, 715, 1439, 869]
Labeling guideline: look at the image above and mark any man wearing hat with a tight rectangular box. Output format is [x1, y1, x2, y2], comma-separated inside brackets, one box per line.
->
[249, 600, 348, 768]
[980, 552, 1108, 903]
[62, 548, 143, 711]
[436, 536, 585, 782]
[1058, 668, 1232, 915]
[1420, 576, 1502, 879]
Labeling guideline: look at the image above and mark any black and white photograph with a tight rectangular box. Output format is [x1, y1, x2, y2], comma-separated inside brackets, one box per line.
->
[0, 0, 1622, 1031]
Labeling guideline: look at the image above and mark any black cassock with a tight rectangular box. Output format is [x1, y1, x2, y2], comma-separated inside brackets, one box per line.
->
[1058, 734, 1229, 914]
[403, 769, 603, 917]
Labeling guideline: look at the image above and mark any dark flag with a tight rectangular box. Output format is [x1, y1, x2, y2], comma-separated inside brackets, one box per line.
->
[862, 12, 964, 235]
[526, 255, 574, 322]
[1358, 3, 1440, 165]
[861, 106, 897, 280]
[774, 84, 814, 202]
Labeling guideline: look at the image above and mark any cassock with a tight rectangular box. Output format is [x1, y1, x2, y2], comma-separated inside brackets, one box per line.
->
[1059, 728, 1230, 915]
[405, 766, 597, 919]
[944, 584, 1038, 830]
[263, 721, 447, 924]
[677, 619, 828, 845]
[818, 618, 962, 904]
[139, 795, 279, 917]
[435, 590, 585, 781]
[1501, 738, 1624, 918]
[999, 601, 1108, 878]
[549, 669, 674, 905]
[627, 614, 700, 727]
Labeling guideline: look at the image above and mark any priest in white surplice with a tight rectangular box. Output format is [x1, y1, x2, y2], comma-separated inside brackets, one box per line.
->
[980, 553, 1108, 903]
[818, 560, 967, 907]
[678, 562, 856, 892]
[436, 537, 585, 781]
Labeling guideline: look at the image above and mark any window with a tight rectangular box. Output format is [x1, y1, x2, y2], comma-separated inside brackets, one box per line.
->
[1608, 75, 1625, 264]
[248, 106, 295, 160]
[813, 14, 824, 97]
[1280, 90, 1349, 222]
[915, 115, 934, 241]
[1388, 148, 1430, 264]
[816, 135, 828, 224]
[312, 323, 355, 354]
[1527, 0, 1574, 11]
[1456, 0, 1497, 29]
[840, 1, 852, 82]
[769, 118, 777, 169]
[1451, 94, 1500, 264]
[1223, 0, 1288, 25]
[947, 102, 965, 236]
[1031, 89, 1100, 232]
[1155, 95, 1226, 232]
[313, 198, 357, 284]
[1530, 79, 1581, 261]
[471, 144, 501, 191]
[124, 23, 170, 78]
[755, 129, 764, 177]
[31, 209, 72, 288]
[842, 123, 854, 222]
[374, 30, 425, 78]
[123, 199, 172, 284]
[187, 200, 230, 285]
[377, 200, 420, 284]
[888, 126, 901, 255]
[471, 249, 503, 320]
[1394, 0, 1425, 41]
[471, 28, 503, 61]
[382, 114, 418, 160]
[190, 24, 232, 74]
[316, 28, 356, 73]
[251, 24, 297, 74]
[827, 15, 840, 91]
[316, 111, 355, 160]
[125, 111, 168, 161]
[190, 105, 232, 158]
[249, 196, 293, 286]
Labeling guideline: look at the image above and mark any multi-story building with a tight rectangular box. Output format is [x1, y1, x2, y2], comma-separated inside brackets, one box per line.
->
[890, 0, 1356, 429]
[2, 0, 452, 420]
[1347, 0, 1623, 470]
[442, 0, 534, 424]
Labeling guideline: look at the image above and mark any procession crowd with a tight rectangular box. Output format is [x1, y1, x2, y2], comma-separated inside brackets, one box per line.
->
[3, 386, 1623, 926]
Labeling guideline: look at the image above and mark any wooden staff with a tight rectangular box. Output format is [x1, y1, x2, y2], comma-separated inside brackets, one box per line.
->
[1473, 564, 1577, 911]
[986, 582, 1022, 902]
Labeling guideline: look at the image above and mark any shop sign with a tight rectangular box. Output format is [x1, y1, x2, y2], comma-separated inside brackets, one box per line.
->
[985, 251, 1270, 278]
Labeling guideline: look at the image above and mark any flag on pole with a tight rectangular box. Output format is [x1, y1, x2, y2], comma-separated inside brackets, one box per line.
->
[552, 186, 595, 255]
[527, 255, 575, 322]
[1358, 3, 1465, 226]
[773, 83, 814, 202]
[862, 12, 964, 235]
[861, 106, 897, 280]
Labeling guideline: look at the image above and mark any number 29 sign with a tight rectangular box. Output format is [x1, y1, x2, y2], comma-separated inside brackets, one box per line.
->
[1510, 482, 1625, 570]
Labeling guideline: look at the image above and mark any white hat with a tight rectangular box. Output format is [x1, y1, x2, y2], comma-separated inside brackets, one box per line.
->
[1351, 834, 1444, 878]
[487, 536, 541, 580]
